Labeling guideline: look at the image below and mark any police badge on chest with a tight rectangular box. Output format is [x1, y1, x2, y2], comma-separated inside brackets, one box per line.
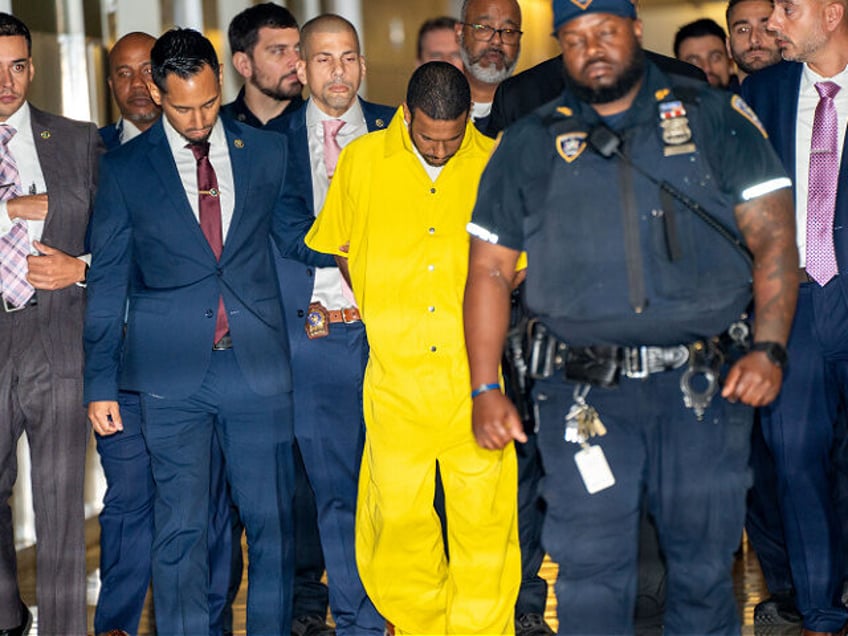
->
[659, 100, 696, 157]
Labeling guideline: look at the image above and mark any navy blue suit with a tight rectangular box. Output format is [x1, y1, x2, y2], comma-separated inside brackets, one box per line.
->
[85, 117, 295, 635]
[92, 122, 235, 635]
[268, 98, 393, 635]
[743, 61, 848, 632]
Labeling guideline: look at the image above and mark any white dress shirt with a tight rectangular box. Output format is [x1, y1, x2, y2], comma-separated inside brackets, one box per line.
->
[0, 102, 48, 240]
[794, 63, 848, 267]
[306, 98, 367, 310]
[163, 116, 236, 241]
[118, 117, 145, 145]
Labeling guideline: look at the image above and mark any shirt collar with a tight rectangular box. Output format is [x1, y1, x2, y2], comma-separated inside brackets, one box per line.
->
[2, 101, 30, 134]
[163, 114, 226, 154]
[118, 116, 145, 144]
[305, 97, 364, 131]
[801, 62, 848, 94]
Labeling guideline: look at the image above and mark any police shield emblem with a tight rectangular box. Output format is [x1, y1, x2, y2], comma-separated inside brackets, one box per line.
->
[556, 132, 587, 163]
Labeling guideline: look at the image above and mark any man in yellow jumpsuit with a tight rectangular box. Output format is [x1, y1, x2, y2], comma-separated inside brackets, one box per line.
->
[306, 61, 520, 635]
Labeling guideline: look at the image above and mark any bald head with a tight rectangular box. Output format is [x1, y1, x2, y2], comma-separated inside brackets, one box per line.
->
[299, 14, 360, 60]
[108, 31, 159, 130]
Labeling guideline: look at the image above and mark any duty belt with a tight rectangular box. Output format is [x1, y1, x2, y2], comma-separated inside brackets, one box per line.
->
[526, 319, 751, 420]
[528, 338, 689, 385]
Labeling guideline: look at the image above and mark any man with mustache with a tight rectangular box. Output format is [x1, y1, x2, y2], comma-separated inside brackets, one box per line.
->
[456, 0, 522, 130]
[223, 8, 337, 635]
[0, 11, 102, 636]
[742, 0, 848, 633]
[223, 2, 303, 128]
[268, 13, 393, 636]
[85, 28, 298, 634]
[466, 0, 796, 633]
[726, 0, 781, 83]
[305, 61, 521, 635]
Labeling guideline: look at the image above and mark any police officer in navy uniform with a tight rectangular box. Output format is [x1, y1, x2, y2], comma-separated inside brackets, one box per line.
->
[463, 0, 799, 633]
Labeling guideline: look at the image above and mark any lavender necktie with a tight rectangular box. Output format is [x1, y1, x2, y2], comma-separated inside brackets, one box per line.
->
[0, 125, 33, 308]
[806, 81, 841, 285]
[322, 119, 345, 179]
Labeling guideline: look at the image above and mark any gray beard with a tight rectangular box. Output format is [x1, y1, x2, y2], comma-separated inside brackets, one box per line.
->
[460, 46, 517, 85]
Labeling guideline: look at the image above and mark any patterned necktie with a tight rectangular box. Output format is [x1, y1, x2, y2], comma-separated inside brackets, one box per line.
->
[322, 119, 345, 179]
[806, 81, 841, 285]
[0, 125, 33, 308]
[188, 141, 229, 343]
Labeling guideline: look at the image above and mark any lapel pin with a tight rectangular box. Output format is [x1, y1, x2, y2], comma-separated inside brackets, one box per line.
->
[375, 119, 385, 128]
[40, 130, 51, 139]
[234, 138, 244, 148]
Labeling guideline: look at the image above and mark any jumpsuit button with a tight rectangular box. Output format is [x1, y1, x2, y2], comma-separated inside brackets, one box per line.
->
[428, 306, 435, 312]
[428, 227, 435, 235]
[430, 346, 437, 352]
[430, 187, 436, 194]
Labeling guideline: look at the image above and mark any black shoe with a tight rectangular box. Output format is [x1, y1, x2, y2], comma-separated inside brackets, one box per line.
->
[515, 613, 554, 636]
[291, 614, 335, 636]
[754, 593, 803, 626]
[0, 604, 31, 636]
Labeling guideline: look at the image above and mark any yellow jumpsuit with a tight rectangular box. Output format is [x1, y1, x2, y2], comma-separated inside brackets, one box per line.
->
[306, 107, 520, 635]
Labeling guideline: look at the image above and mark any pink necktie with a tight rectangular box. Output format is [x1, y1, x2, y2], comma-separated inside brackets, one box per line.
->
[188, 142, 229, 343]
[0, 125, 33, 308]
[806, 81, 841, 285]
[322, 119, 345, 179]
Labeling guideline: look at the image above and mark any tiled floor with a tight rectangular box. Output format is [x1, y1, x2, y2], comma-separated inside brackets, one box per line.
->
[15, 522, 783, 634]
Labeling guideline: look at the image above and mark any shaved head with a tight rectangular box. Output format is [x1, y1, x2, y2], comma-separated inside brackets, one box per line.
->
[300, 14, 360, 59]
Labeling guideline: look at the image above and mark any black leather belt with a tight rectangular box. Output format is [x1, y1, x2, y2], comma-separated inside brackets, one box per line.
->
[212, 333, 232, 350]
[2, 293, 37, 313]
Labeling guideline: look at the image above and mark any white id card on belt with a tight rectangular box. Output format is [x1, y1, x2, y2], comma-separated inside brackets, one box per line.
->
[574, 445, 615, 494]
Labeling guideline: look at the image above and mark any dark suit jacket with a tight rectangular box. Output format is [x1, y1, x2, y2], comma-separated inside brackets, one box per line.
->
[84, 116, 293, 402]
[487, 50, 707, 135]
[269, 98, 395, 349]
[98, 123, 121, 152]
[742, 60, 848, 281]
[25, 105, 102, 378]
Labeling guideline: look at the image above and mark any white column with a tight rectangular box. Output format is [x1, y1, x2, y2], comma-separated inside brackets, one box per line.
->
[216, 0, 252, 102]
[0, 1, 11, 14]
[174, 0, 204, 30]
[101, 0, 162, 41]
[300, 0, 321, 22]
[57, 0, 91, 120]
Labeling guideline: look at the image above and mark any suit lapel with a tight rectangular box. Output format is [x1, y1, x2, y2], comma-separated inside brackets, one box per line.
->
[146, 120, 216, 260]
[223, 118, 249, 261]
[30, 106, 61, 239]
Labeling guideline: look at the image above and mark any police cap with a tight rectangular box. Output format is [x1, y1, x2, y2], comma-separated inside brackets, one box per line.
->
[553, 0, 637, 33]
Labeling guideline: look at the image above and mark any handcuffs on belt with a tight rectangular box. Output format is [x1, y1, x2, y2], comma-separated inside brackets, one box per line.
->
[526, 318, 752, 420]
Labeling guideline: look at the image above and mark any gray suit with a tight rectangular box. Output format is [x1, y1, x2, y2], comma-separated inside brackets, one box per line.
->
[0, 104, 102, 635]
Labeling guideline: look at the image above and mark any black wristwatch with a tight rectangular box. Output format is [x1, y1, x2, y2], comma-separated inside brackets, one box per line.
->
[751, 341, 788, 370]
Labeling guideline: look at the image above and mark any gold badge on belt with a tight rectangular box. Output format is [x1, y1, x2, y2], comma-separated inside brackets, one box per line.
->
[305, 302, 330, 339]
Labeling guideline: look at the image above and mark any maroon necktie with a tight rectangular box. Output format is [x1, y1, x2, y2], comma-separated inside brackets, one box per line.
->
[806, 81, 841, 285]
[188, 141, 228, 343]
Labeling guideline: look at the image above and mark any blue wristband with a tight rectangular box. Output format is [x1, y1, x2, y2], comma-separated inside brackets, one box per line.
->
[471, 382, 501, 399]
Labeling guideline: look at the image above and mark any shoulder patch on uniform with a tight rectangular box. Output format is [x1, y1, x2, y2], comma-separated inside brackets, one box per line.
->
[731, 95, 768, 138]
[655, 88, 671, 101]
[556, 132, 587, 164]
[556, 106, 574, 117]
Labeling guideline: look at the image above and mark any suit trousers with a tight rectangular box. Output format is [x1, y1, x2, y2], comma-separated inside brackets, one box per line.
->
[292, 322, 383, 635]
[0, 305, 88, 635]
[534, 370, 752, 635]
[759, 281, 848, 632]
[140, 348, 295, 636]
[95, 390, 236, 634]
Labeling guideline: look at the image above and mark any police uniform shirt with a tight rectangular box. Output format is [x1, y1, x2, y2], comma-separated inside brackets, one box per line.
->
[468, 60, 791, 346]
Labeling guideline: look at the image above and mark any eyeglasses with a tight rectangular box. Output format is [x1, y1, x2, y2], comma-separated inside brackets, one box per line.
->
[462, 22, 523, 45]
